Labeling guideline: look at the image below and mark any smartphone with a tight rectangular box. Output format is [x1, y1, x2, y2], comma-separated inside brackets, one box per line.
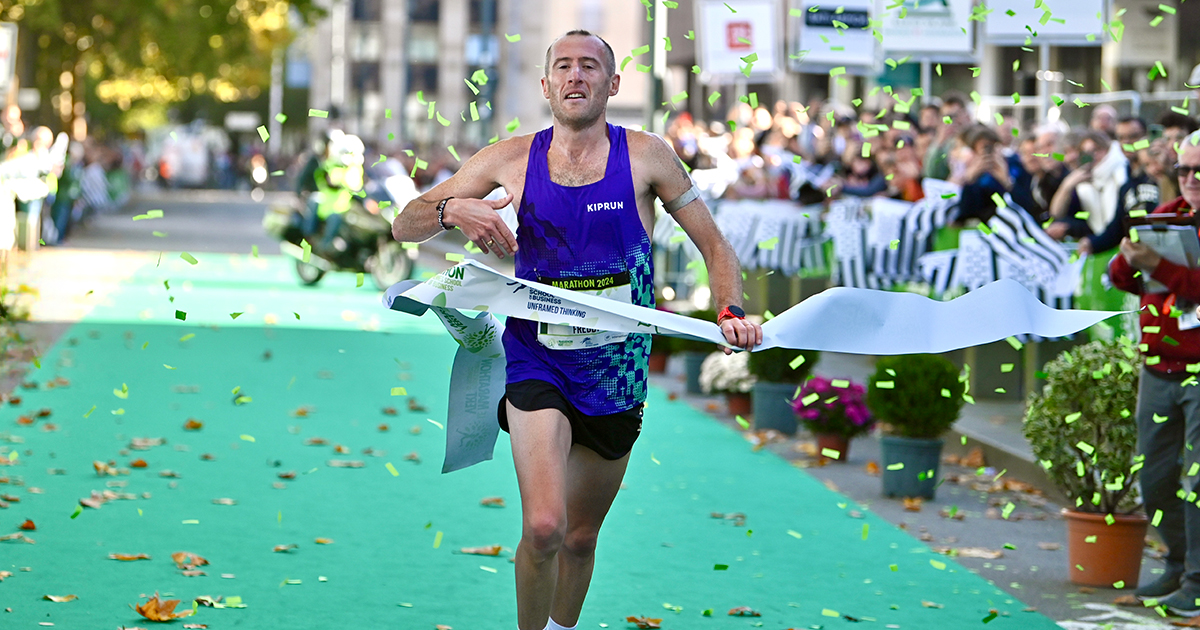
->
[1148, 124, 1164, 141]
[1078, 152, 1094, 166]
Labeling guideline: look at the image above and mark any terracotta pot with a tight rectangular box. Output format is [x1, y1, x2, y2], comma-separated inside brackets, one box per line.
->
[726, 391, 752, 417]
[815, 433, 850, 461]
[648, 351, 669, 374]
[1062, 510, 1148, 588]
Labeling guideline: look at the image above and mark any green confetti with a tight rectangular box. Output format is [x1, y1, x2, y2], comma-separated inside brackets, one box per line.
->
[505, 33, 521, 42]
[447, 145, 460, 161]
[180, 252, 198, 265]
[257, 125, 269, 142]
[70, 504, 83, 519]
[175, 310, 186, 321]
[886, 462, 904, 470]
[308, 109, 329, 118]
[714, 564, 729, 570]
[506, 117, 520, 133]
[758, 237, 778, 250]
[132, 209, 164, 221]
[788, 355, 806, 370]
[301, 239, 312, 263]
[929, 559, 946, 570]
[356, 273, 365, 288]
[708, 92, 721, 106]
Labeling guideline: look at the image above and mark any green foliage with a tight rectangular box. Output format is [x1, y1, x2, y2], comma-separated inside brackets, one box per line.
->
[866, 354, 964, 438]
[1023, 340, 1142, 514]
[747, 347, 819, 384]
[10, 0, 324, 131]
[665, 309, 719, 354]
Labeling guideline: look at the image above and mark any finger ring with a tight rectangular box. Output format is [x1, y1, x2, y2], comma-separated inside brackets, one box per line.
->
[485, 239, 496, 248]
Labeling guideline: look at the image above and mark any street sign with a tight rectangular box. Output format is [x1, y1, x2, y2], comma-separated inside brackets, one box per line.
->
[695, 0, 782, 80]
[790, 0, 877, 74]
[984, 0, 1106, 45]
[877, 0, 975, 59]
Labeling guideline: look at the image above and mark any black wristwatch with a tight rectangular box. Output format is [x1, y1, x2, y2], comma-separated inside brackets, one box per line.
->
[717, 305, 746, 323]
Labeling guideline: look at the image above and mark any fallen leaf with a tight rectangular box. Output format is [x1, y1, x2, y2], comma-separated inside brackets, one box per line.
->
[171, 551, 208, 569]
[921, 600, 944, 609]
[1078, 587, 1096, 594]
[1113, 594, 1140, 607]
[728, 606, 761, 617]
[409, 425, 422, 435]
[378, 423, 390, 431]
[625, 617, 662, 629]
[211, 498, 236, 505]
[408, 398, 426, 412]
[381, 407, 397, 416]
[129, 459, 148, 468]
[315, 538, 334, 544]
[135, 593, 193, 620]
[1171, 617, 1200, 627]
[183, 625, 208, 629]
[93, 460, 119, 476]
[480, 496, 506, 508]
[0, 570, 11, 581]
[1037, 542, 1061, 551]
[43, 594, 77, 602]
[278, 471, 297, 479]
[19, 519, 34, 530]
[304, 437, 328, 446]
[436, 625, 452, 630]
[199, 453, 216, 461]
[129, 437, 166, 450]
[181, 570, 206, 577]
[109, 553, 152, 561]
[864, 460, 880, 476]
[292, 405, 314, 417]
[933, 546, 1003, 559]
[15, 415, 33, 425]
[333, 444, 350, 454]
[183, 419, 203, 431]
[460, 545, 502, 556]
[961, 446, 986, 468]
[903, 497, 924, 512]
[273, 544, 298, 552]
[0, 532, 34, 543]
[327, 460, 365, 468]
[404, 452, 421, 464]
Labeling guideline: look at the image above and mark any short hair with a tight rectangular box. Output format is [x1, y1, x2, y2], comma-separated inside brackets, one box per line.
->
[940, 91, 968, 110]
[1085, 129, 1112, 150]
[1117, 116, 1147, 134]
[1160, 111, 1200, 134]
[1180, 130, 1200, 155]
[545, 30, 616, 78]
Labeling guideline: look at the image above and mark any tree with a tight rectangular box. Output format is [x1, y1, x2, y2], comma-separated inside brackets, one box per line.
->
[3, 0, 323, 135]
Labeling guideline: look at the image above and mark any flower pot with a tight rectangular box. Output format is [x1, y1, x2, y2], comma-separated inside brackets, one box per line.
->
[816, 433, 850, 461]
[683, 351, 707, 395]
[880, 435, 943, 499]
[1063, 510, 1148, 588]
[726, 391, 752, 417]
[752, 381, 799, 435]
[648, 351, 669, 374]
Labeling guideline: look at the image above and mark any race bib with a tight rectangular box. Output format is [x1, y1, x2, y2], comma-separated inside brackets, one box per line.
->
[536, 270, 634, 350]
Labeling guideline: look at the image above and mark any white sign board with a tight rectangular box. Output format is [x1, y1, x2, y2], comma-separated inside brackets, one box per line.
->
[792, 0, 877, 73]
[876, 0, 974, 57]
[696, 0, 781, 79]
[0, 23, 17, 96]
[984, 0, 1106, 45]
[224, 111, 263, 132]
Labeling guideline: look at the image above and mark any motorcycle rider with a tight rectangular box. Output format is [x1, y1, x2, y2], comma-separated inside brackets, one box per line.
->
[299, 129, 365, 254]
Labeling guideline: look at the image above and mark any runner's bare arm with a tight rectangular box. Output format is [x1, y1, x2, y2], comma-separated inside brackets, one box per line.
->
[391, 138, 526, 256]
[633, 132, 761, 351]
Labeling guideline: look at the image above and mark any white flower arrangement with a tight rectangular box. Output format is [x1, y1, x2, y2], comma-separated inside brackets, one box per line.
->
[699, 351, 757, 394]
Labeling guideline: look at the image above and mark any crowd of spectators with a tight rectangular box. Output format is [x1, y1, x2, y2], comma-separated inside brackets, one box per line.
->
[662, 92, 1200, 256]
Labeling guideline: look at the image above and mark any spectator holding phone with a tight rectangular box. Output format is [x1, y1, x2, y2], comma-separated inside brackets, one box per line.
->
[1045, 130, 1128, 241]
[1080, 117, 1160, 254]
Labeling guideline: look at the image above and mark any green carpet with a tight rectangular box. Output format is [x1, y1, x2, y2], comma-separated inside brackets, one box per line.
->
[0, 254, 1058, 629]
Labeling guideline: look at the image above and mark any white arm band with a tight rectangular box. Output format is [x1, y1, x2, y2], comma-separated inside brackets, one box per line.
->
[663, 185, 700, 214]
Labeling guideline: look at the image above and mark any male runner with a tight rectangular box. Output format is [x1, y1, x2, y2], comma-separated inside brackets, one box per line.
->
[392, 30, 762, 630]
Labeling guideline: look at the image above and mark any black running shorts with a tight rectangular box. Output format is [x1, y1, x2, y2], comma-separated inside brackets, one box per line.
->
[497, 379, 643, 460]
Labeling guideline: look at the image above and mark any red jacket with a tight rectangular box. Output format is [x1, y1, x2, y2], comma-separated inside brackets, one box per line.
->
[1109, 196, 1200, 375]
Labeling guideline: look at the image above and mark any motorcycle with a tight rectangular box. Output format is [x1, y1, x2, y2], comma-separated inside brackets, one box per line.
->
[263, 153, 419, 290]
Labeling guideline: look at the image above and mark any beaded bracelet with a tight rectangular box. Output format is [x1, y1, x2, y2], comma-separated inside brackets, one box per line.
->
[436, 197, 455, 231]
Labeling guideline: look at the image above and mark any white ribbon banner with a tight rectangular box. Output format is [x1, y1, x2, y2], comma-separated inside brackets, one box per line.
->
[385, 259, 1122, 472]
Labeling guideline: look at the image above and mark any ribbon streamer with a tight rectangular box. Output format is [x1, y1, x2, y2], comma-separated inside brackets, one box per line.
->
[386, 259, 1122, 472]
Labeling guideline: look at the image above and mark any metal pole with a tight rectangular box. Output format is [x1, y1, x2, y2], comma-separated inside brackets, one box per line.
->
[646, 0, 668, 133]
[920, 58, 932, 105]
[1037, 43, 1050, 124]
[268, 47, 283, 159]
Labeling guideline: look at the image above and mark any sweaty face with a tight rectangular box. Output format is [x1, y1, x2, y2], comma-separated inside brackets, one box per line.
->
[542, 36, 618, 130]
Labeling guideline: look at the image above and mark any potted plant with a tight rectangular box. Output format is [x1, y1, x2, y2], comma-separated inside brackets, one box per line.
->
[748, 347, 820, 434]
[1023, 339, 1145, 588]
[699, 351, 755, 417]
[792, 376, 874, 461]
[867, 354, 965, 500]
[676, 309, 719, 394]
[648, 334, 672, 374]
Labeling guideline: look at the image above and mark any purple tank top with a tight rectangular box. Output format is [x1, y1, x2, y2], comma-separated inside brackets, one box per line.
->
[502, 124, 655, 415]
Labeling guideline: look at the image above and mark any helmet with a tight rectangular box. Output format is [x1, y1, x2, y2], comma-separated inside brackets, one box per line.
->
[329, 132, 364, 167]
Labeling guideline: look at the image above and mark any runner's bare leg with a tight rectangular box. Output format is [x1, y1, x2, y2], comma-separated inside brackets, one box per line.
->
[509, 403, 573, 630]
[549, 444, 630, 627]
